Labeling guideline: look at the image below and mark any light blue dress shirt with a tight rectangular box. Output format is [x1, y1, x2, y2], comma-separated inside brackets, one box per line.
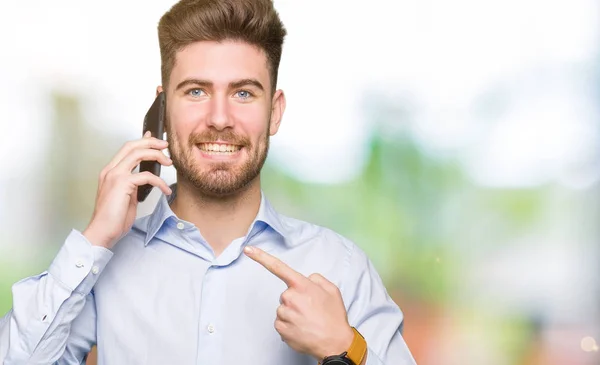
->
[0, 189, 416, 365]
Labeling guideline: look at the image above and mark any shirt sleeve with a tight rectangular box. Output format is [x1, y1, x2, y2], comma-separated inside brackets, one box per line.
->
[0, 229, 112, 364]
[340, 243, 417, 365]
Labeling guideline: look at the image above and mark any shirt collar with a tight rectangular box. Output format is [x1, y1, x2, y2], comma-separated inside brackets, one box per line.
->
[140, 184, 289, 246]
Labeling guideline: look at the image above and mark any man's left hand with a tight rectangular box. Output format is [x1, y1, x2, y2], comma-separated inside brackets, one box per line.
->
[244, 246, 354, 360]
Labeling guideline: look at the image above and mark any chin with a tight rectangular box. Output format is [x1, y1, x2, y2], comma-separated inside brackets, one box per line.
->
[187, 170, 258, 198]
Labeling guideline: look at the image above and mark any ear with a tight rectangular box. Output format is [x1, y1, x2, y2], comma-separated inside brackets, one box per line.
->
[269, 89, 286, 136]
[156, 85, 164, 97]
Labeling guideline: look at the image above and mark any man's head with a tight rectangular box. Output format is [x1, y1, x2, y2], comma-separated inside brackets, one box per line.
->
[157, 0, 287, 197]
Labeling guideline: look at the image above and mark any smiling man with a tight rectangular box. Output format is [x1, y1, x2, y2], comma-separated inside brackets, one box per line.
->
[0, 1, 416, 364]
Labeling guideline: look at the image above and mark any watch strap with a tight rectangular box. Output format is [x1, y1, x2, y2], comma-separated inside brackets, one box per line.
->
[345, 327, 367, 365]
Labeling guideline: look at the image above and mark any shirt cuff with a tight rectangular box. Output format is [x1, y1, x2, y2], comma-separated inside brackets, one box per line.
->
[48, 229, 113, 295]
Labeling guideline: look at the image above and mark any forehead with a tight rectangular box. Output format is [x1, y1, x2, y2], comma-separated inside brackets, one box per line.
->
[170, 40, 270, 89]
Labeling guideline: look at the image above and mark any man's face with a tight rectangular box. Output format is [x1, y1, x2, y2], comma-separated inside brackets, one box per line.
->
[163, 40, 285, 197]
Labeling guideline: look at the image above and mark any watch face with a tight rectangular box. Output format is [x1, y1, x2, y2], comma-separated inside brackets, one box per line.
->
[322, 357, 354, 365]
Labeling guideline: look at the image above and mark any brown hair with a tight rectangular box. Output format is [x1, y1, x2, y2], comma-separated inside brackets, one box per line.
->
[158, 0, 287, 93]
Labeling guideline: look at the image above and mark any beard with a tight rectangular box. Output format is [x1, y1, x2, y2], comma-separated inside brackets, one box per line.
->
[165, 118, 270, 198]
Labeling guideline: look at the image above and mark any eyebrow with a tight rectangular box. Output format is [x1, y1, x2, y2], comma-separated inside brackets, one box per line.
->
[175, 79, 212, 91]
[175, 78, 265, 92]
[229, 78, 264, 92]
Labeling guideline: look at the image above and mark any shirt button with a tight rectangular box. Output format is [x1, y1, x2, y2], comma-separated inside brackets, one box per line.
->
[207, 324, 215, 334]
[91, 266, 99, 275]
[176, 222, 185, 230]
[75, 259, 84, 268]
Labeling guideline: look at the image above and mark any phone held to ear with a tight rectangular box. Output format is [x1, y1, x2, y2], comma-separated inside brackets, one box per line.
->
[137, 92, 166, 202]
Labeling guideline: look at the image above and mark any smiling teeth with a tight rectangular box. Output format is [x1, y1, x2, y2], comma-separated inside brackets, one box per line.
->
[199, 143, 240, 154]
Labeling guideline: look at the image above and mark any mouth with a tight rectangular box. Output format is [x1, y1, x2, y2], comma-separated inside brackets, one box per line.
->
[198, 142, 241, 154]
[196, 142, 242, 157]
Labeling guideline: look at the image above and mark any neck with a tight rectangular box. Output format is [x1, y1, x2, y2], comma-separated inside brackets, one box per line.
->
[169, 176, 262, 257]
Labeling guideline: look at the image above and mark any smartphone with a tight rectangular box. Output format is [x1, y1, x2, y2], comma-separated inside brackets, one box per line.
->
[137, 91, 166, 202]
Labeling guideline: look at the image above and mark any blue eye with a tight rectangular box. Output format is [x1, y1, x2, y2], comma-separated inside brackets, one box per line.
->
[236, 90, 252, 99]
[188, 88, 204, 97]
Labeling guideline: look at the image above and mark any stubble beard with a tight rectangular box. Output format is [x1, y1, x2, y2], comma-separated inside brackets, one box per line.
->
[166, 119, 270, 198]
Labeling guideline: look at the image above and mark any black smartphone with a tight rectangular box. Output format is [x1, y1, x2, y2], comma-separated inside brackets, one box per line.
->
[137, 91, 166, 202]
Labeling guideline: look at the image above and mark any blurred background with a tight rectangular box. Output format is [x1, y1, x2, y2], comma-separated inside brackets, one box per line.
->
[1, 0, 599, 364]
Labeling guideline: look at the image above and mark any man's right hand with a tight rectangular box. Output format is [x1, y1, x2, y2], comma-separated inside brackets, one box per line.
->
[82, 131, 173, 250]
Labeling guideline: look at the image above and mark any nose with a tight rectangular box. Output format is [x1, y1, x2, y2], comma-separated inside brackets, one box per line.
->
[206, 94, 233, 130]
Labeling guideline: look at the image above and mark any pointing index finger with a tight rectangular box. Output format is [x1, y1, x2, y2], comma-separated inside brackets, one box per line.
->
[244, 246, 305, 287]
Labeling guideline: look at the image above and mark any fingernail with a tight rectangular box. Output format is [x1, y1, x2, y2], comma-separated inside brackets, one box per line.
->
[244, 246, 254, 254]
[144, 131, 151, 137]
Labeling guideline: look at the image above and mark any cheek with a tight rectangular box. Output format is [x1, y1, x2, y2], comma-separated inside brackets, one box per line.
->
[230, 105, 270, 138]
[169, 103, 206, 137]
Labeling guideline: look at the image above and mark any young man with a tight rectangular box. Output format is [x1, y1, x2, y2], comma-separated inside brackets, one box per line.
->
[0, 1, 416, 364]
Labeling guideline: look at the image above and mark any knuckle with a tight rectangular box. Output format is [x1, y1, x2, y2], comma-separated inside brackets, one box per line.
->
[274, 319, 285, 333]
[328, 283, 341, 296]
[104, 169, 118, 182]
[308, 273, 321, 281]
[332, 283, 341, 294]
[276, 305, 284, 317]
[280, 290, 292, 304]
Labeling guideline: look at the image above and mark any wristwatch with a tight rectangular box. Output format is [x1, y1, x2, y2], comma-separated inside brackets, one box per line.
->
[320, 327, 367, 365]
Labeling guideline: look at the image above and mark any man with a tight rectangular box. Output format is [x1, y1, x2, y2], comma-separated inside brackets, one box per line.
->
[0, 0, 416, 364]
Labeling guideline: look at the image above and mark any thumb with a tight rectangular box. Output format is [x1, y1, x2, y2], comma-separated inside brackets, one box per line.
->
[308, 273, 328, 287]
[308, 273, 340, 295]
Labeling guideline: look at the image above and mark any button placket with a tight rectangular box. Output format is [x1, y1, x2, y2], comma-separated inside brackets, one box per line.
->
[196, 266, 224, 364]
